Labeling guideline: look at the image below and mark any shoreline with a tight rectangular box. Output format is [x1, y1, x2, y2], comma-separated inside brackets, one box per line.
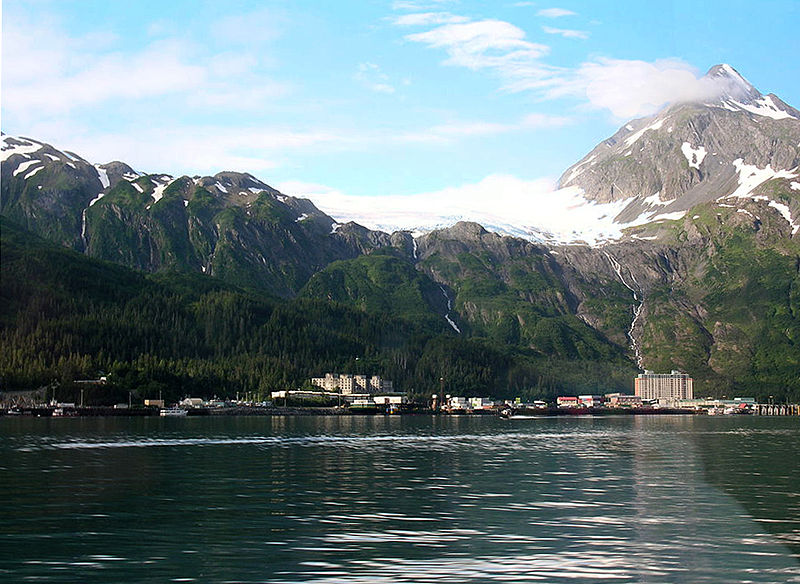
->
[1, 405, 718, 418]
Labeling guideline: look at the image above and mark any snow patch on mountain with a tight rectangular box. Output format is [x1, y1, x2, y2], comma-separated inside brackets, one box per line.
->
[12, 159, 42, 177]
[728, 95, 796, 120]
[151, 178, 176, 205]
[563, 154, 597, 184]
[642, 192, 666, 207]
[719, 160, 800, 234]
[768, 201, 799, 235]
[727, 159, 798, 199]
[681, 142, 707, 169]
[624, 119, 664, 147]
[1, 136, 44, 162]
[24, 166, 45, 180]
[95, 166, 110, 189]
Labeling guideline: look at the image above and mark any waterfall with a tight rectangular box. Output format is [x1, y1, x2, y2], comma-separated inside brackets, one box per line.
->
[603, 251, 644, 368]
[439, 285, 461, 333]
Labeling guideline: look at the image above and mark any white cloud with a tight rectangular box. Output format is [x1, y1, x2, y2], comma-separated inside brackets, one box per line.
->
[393, 12, 469, 26]
[4, 39, 207, 115]
[404, 19, 560, 93]
[520, 113, 572, 128]
[354, 63, 396, 94]
[2, 10, 291, 121]
[542, 26, 588, 40]
[398, 12, 738, 120]
[213, 7, 282, 45]
[23, 123, 347, 176]
[568, 58, 729, 118]
[537, 8, 577, 18]
[188, 84, 292, 110]
[208, 52, 261, 77]
[392, 1, 455, 11]
[398, 112, 572, 143]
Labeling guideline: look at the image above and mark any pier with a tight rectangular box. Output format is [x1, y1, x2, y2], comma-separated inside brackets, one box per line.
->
[753, 403, 800, 416]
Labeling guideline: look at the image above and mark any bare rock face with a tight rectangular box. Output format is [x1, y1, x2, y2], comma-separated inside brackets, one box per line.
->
[559, 64, 800, 224]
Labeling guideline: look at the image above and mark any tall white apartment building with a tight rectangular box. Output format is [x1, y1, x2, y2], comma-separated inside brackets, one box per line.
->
[634, 370, 693, 401]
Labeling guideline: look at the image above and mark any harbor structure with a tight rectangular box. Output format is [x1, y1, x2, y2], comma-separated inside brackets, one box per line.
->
[635, 370, 693, 402]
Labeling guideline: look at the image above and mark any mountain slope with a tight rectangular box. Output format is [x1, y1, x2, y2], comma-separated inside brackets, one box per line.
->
[7, 216, 600, 399]
[559, 64, 800, 231]
[3, 63, 800, 400]
[1, 135, 396, 297]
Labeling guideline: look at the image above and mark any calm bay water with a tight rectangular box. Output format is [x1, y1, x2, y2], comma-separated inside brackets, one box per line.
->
[1, 415, 798, 583]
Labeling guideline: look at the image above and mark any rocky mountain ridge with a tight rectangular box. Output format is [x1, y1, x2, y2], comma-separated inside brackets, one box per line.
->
[1, 134, 402, 297]
[559, 64, 800, 232]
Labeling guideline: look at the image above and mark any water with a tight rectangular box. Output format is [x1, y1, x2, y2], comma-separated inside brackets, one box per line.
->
[1, 415, 798, 583]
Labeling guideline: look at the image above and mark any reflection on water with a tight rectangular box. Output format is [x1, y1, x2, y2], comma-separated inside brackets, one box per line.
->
[0, 415, 798, 583]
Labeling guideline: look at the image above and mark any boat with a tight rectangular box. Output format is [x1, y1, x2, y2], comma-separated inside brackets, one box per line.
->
[500, 407, 546, 419]
[160, 408, 188, 417]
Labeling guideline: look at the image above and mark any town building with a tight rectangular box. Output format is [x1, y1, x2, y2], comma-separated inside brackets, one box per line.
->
[180, 397, 204, 408]
[578, 395, 604, 407]
[604, 393, 643, 407]
[634, 370, 693, 402]
[310, 373, 393, 394]
[443, 396, 496, 411]
[446, 396, 470, 411]
[557, 396, 579, 408]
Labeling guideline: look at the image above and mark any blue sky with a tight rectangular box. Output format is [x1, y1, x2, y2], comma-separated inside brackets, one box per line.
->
[3, 0, 799, 208]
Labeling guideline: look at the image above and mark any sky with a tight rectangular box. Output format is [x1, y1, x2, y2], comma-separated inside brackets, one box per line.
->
[2, 0, 799, 236]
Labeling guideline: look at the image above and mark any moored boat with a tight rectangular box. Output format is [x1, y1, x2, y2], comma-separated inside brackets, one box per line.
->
[160, 408, 188, 417]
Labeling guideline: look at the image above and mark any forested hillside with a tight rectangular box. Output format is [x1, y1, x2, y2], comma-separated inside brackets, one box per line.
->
[1, 217, 638, 403]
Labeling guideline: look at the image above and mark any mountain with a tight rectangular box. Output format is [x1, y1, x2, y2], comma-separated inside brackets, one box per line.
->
[1, 135, 397, 297]
[559, 64, 800, 231]
[0, 216, 632, 400]
[2, 64, 799, 400]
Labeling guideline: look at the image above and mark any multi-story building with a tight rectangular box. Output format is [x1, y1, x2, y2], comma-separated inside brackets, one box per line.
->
[310, 373, 341, 392]
[557, 396, 579, 408]
[634, 370, 693, 402]
[605, 393, 643, 407]
[370, 376, 393, 393]
[310, 373, 393, 395]
[578, 395, 604, 407]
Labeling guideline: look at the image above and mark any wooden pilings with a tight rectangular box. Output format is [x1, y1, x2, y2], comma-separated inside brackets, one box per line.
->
[754, 403, 800, 416]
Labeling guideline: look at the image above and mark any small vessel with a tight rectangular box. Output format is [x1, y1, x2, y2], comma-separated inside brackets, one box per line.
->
[160, 408, 188, 417]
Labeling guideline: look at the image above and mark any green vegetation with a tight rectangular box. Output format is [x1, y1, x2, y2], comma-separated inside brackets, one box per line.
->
[639, 212, 800, 401]
[1, 217, 635, 405]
